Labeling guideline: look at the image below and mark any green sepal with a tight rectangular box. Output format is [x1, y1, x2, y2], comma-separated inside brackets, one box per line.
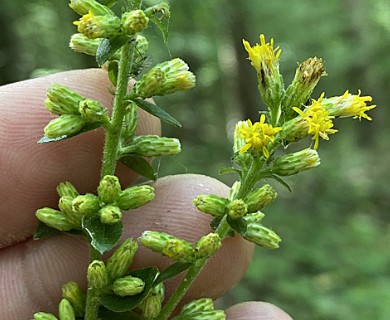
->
[96, 36, 130, 66]
[148, 15, 169, 43]
[98, 307, 143, 320]
[154, 262, 192, 286]
[227, 215, 247, 236]
[38, 122, 103, 144]
[132, 98, 181, 127]
[107, 60, 119, 86]
[100, 267, 159, 312]
[33, 221, 62, 240]
[82, 215, 123, 255]
[269, 174, 292, 192]
[119, 155, 157, 181]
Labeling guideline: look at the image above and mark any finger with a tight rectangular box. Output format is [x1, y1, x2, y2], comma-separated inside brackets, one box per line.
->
[225, 301, 293, 320]
[0, 174, 254, 318]
[0, 69, 161, 248]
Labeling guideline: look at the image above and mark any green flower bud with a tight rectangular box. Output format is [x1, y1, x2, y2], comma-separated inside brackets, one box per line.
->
[282, 57, 326, 120]
[134, 58, 196, 98]
[244, 184, 277, 213]
[44, 115, 86, 139]
[99, 205, 122, 224]
[227, 199, 248, 220]
[59, 196, 81, 227]
[78, 99, 108, 123]
[139, 231, 195, 263]
[112, 275, 145, 296]
[58, 298, 75, 320]
[195, 233, 222, 259]
[138, 294, 162, 319]
[272, 148, 320, 176]
[61, 281, 86, 318]
[69, 0, 114, 16]
[74, 12, 121, 40]
[69, 33, 102, 56]
[46, 83, 84, 115]
[98, 175, 121, 204]
[179, 298, 214, 316]
[134, 34, 149, 57]
[244, 223, 281, 249]
[117, 185, 155, 210]
[280, 116, 309, 144]
[72, 193, 100, 217]
[87, 260, 109, 290]
[122, 135, 181, 157]
[57, 181, 79, 199]
[121, 10, 149, 34]
[192, 194, 228, 217]
[243, 211, 265, 224]
[33, 312, 58, 320]
[122, 103, 138, 141]
[36, 208, 75, 231]
[175, 310, 226, 320]
[107, 239, 138, 280]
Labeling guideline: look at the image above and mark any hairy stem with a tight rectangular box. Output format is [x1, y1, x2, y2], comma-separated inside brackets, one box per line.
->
[84, 288, 100, 320]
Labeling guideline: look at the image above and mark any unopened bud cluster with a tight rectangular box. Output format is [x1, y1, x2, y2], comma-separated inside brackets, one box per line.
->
[43, 83, 108, 139]
[173, 298, 226, 320]
[138, 280, 165, 319]
[36, 176, 155, 230]
[120, 135, 181, 157]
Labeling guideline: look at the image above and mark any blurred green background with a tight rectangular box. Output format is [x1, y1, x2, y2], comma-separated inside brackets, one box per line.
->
[1, 0, 389, 319]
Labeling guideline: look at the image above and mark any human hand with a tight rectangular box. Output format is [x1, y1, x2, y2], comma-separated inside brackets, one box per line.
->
[0, 69, 292, 319]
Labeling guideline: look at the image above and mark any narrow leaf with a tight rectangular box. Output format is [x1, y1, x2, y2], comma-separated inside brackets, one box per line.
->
[96, 36, 129, 66]
[149, 16, 169, 43]
[133, 98, 181, 127]
[219, 167, 241, 176]
[107, 60, 119, 86]
[82, 215, 123, 255]
[270, 174, 292, 192]
[100, 267, 159, 312]
[154, 262, 192, 285]
[120, 155, 157, 181]
[227, 216, 247, 236]
[33, 221, 61, 240]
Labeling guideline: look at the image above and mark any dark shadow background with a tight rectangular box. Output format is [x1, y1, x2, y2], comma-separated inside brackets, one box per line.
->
[1, 1, 389, 319]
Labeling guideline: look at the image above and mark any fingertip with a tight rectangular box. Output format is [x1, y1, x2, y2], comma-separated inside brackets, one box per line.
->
[225, 301, 293, 320]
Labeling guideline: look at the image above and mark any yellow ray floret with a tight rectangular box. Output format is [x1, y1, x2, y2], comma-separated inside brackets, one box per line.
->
[236, 114, 282, 158]
[293, 93, 338, 149]
[242, 34, 281, 74]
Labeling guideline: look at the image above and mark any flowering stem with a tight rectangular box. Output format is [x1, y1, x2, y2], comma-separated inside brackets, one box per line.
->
[159, 216, 231, 320]
[84, 288, 100, 320]
[237, 156, 263, 199]
[101, 41, 134, 178]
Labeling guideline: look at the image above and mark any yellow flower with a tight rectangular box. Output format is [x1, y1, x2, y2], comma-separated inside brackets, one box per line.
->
[74, 11, 121, 39]
[323, 90, 376, 120]
[242, 34, 281, 74]
[236, 114, 282, 158]
[293, 93, 338, 149]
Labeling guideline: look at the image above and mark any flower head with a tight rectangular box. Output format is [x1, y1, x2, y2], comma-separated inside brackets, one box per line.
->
[236, 114, 282, 158]
[323, 90, 376, 120]
[243, 34, 281, 75]
[74, 11, 121, 39]
[293, 93, 338, 149]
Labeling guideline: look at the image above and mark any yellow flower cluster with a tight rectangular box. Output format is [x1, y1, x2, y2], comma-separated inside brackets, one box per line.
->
[293, 93, 338, 149]
[236, 114, 282, 158]
[242, 34, 281, 75]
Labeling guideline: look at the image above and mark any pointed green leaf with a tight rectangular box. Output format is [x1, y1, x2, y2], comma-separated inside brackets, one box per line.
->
[219, 167, 241, 176]
[149, 16, 169, 43]
[107, 60, 119, 86]
[96, 36, 129, 66]
[33, 221, 62, 240]
[100, 267, 159, 312]
[133, 98, 181, 127]
[38, 122, 103, 144]
[82, 215, 123, 255]
[120, 155, 157, 181]
[270, 174, 292, 192]
[227, 216, 247, 236]
[154, 262, 192, 285]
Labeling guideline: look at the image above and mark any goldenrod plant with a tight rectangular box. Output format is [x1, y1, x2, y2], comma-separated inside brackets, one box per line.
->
[32, 1, 376, 319]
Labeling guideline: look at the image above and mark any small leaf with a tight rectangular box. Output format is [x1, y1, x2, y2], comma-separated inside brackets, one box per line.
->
[33, 221, 62, 240]
[227, 216, 247, 236]
[133, 98, 181, 127]
[99, 307, 143, 320]
[100, 267, 159, 312]
[154, 262, 192, 285]
[82, 215, 123, 255]
[219, 167, 241, 176]
[96, 36, 129, 66]
[38, 123, 103, 144]
[149, 15, 169, 43]
[107, 60, 119, 86]
[270, 174, 292, 192]
[120, 155, 157, 181]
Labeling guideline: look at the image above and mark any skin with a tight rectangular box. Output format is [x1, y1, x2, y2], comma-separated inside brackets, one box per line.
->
[0, 69, 292, 319]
